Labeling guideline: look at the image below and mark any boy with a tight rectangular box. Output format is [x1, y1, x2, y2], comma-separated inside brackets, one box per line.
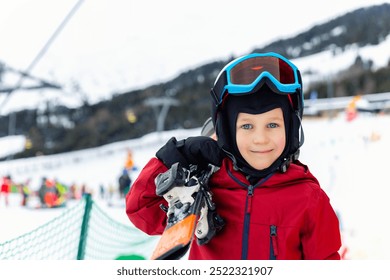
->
[126, 52, 341, 259]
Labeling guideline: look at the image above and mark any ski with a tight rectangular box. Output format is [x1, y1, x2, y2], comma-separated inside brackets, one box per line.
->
[150, 213, 198, 260]
[150, 163, 224, 260]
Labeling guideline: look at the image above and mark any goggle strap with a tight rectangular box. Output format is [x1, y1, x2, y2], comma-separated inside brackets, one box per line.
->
[296, 112, 304, 148]
[210, 89, 220, 107]
[212, 71, 228, 105]
[297, 69, 303, 88]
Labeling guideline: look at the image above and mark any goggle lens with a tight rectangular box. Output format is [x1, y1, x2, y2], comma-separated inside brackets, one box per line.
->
[229, 56, 295, 85]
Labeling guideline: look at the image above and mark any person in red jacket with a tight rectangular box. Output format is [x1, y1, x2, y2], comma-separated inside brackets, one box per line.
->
[126, 52, 341, 260]
[1, 175, 12, 207]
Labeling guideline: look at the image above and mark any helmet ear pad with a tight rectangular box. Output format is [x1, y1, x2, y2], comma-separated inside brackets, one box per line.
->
[286, 109, 302, 164]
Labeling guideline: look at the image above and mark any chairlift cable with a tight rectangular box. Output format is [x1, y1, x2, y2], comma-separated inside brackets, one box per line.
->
[0, 0, 85, 112]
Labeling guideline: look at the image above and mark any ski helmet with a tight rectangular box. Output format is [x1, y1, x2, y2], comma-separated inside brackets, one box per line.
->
[210, 52, 304, 176]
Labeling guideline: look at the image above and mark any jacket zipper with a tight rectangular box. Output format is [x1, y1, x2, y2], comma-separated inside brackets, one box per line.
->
[241, 185, 254, 259]
[270, 225, 278, 260]
[239, 173, 275, 259]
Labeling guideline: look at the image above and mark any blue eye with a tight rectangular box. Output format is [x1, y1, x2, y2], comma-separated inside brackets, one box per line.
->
[241, 124, 252, 129]
[268, 123, 278, 128]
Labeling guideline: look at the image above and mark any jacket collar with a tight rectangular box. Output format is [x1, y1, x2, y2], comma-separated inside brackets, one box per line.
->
[214, 158, 318, 188]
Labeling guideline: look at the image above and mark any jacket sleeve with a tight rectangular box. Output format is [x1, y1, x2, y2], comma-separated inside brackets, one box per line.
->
[301, 187, 342, 260]
[125, 157, 168, 235]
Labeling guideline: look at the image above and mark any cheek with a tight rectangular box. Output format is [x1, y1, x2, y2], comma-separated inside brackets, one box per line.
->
[277, 132, 286, 152]
[236, 132, 247, 153]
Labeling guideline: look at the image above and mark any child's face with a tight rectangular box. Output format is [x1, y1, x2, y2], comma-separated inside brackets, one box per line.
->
[236, 108, 286, 170]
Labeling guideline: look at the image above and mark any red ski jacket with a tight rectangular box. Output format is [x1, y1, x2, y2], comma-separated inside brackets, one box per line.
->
[126, 157, 341, 260]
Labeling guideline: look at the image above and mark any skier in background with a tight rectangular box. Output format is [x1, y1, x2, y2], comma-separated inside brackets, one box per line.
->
[38, 178, 66, 208]
[118, 149, 138, 199]
[20, 179, 31, 207]
[124, 149, 135, 171]
[0, 175, 12, 207]
[118, 168, 131, 198]
[126, 52, 341, 259]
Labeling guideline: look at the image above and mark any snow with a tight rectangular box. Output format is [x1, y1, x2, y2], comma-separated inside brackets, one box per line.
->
[1, 112, 390, 259]
[0, 128, 200, 244]
[0, 135, 25, 158]
[300, 114, 390, 259]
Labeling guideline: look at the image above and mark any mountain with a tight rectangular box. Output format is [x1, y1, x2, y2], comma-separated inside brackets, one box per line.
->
[253, 3, 390, 58]
[1, 3, 390, 159]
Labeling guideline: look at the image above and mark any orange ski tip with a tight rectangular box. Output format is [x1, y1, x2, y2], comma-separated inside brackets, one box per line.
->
[150, 214, 198, 260]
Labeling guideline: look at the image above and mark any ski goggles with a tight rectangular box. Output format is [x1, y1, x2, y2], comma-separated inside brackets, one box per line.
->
[210, 52, 303, 109]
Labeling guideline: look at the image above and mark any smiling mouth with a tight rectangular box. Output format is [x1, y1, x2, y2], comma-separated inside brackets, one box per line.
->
[252, 149, 273, 154]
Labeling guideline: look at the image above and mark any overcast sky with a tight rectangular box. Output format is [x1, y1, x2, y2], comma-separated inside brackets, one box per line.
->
[0, 0, 388, 101]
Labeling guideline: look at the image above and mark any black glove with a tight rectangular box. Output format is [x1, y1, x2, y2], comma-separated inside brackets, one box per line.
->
[156, 136, 223, 169]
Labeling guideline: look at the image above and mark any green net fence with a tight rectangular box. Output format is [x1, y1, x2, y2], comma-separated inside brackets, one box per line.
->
[0, 194, 158, 260]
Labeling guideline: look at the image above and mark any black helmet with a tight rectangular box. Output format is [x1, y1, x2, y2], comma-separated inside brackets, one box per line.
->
[210, 52, 304, 177]
[200, 117, 215, 137]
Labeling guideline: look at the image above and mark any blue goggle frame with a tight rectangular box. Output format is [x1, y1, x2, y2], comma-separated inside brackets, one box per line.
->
[211, 52, 303, 111]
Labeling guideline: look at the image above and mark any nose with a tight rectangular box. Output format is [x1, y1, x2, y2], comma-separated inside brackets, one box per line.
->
[252, 131, 268, 144]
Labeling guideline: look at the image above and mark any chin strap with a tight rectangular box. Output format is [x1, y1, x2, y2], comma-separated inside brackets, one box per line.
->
[279, 149, 300, 173]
